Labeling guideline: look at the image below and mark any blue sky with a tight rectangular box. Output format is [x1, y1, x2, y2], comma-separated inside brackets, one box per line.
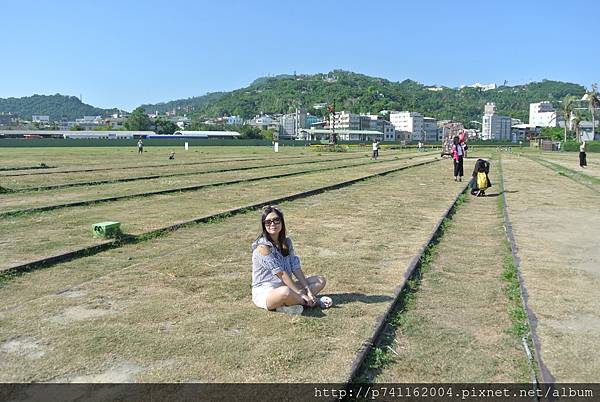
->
[1, 0, 598, 111]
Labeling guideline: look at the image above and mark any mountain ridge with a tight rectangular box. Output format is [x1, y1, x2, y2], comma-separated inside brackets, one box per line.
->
[0, 71, 587, 124]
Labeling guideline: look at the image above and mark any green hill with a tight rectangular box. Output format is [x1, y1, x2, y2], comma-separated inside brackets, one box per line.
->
[2, 72, 587, 125]
[0, 94, 118, 121]
[182, 70, 586, 124]
[139, 92, 225, 115]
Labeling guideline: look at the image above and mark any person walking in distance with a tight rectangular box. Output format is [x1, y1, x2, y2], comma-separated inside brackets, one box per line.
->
[580, 141, 587, 168]
[137, 139, 144, 155]
[452, 135, 464, 181]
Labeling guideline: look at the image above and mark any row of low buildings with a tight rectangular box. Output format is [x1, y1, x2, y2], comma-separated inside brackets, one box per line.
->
[3, 96, 597, 142]
[246, 109, 442, 142]
[483, 99, 598, 142]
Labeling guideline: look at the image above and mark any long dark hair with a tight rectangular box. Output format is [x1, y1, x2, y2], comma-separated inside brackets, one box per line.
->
[257, 205, 289, 256]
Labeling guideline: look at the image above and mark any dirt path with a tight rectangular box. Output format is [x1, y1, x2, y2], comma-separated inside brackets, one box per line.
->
[502, 154, 600, 381]
[371, 166, 530, 382]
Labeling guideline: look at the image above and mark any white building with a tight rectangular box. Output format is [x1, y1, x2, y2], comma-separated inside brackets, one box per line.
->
[32, 115, 50, 122]
[482, 103, 511, 140]
[390, 111, 423, 142]
[460, 82, 497, 91]
[225, 116, 243, 125]
[529, 102, 557, 127]
[331, 111, 360, 130]
[250, 114, 273, 128]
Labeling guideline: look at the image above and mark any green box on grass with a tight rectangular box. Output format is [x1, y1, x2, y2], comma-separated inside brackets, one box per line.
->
[92, 221, 121, 238]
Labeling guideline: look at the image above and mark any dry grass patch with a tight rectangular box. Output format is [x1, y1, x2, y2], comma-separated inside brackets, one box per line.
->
[0, 156, 436, 268]
[0, 153, 419, 212]
[0, 160, 464, 382]
[502, 154, 600, 381]
[2, 152, 375, 190]
[363, 166, 530, 383]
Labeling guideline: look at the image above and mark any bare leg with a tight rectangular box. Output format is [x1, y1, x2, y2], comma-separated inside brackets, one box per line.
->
[265, 286, 304, 310]
[265, 276, 327, 310]
[294, 275, 326, 295]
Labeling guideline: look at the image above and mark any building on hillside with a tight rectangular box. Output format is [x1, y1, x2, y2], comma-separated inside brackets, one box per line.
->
[482, 103, 511, 141]
[225, 115, 244, 125]
[0, 112, 18, 126]
[32, 115, 50, 123]
[460, 82, 497, 91]
[390, 111, 424, 142]
[529, 102, 558, 127]
[249, 114, 274, 128]
[173, 116, 191, 130]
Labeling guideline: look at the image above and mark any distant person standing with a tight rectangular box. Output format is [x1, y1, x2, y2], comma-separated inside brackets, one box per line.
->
[372, 138, 380, 160]
[579, 141, 587, 168]
[137, 139, 144, 155]
[452, 135, 464, 181]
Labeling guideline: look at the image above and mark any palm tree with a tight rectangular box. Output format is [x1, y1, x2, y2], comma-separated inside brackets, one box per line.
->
[558, 96, 575, 142]
[585, 84, 599, 140]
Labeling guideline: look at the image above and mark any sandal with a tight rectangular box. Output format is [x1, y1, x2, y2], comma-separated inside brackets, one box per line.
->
[318, 296, 333, 309]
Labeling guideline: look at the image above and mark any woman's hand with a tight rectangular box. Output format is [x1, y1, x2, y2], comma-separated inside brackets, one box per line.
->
[301, 293, 317, 307]
[306, 289, 317, 306]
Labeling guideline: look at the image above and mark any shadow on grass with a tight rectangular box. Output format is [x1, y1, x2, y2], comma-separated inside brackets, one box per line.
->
[330, 292, 394, 306]
[482, 190, 519, 198]
[301, 293, 394, 318]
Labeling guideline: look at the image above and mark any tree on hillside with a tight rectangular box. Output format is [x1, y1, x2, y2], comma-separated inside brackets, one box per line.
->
[153, 117, 178, 134]
[124, 107, 152, 131]
[93, 125, 115, 131]
[585, 83, 599, 140]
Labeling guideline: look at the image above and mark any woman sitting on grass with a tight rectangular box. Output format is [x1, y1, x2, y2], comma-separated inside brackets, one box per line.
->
[251, 205, 330, 314]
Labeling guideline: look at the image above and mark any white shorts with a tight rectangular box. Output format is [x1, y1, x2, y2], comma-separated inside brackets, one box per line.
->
[252, 283, 283, 310]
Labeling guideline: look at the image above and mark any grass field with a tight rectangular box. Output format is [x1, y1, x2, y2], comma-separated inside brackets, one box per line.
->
[1, 145, 598, 384]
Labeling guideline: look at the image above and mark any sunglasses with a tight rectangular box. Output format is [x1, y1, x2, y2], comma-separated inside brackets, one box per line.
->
[264, 218, 281, 226]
